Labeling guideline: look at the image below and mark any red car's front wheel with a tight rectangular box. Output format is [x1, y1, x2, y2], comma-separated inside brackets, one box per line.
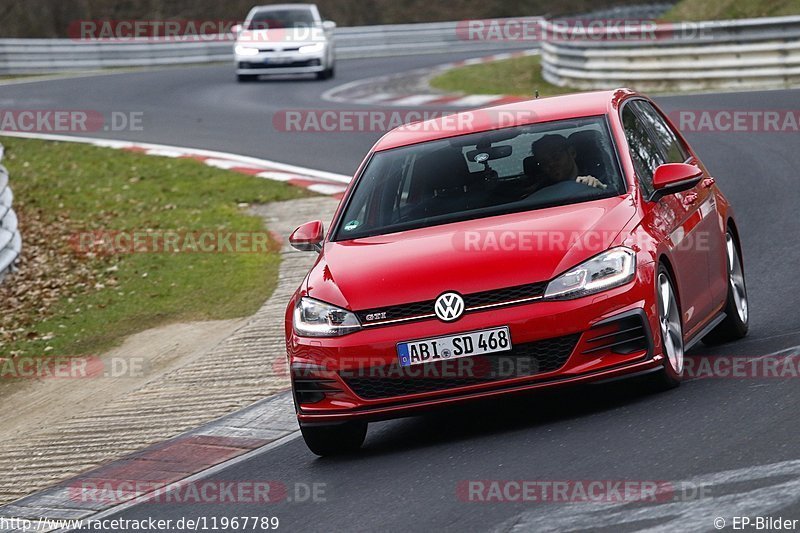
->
[650, 265, 684, 390]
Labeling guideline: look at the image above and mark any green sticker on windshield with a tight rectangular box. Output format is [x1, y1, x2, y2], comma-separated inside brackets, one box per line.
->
[344, 220, 360, 231]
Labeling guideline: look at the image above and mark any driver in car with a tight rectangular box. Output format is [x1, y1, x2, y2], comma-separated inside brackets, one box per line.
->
[517, 135, 608, 197]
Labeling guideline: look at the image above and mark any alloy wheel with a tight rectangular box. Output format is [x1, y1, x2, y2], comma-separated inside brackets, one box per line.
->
[658, 273, 684, 374]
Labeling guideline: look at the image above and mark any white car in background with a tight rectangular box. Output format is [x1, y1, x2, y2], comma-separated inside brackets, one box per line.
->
[233, 3, 336, 82]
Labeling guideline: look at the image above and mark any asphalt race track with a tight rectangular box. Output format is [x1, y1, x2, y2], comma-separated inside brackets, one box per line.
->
[0, 51, 520, 176]
[3, 53, 800, 531]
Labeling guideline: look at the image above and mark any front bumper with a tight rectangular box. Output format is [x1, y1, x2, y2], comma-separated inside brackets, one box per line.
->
[288, 264, 661, 424]
[297, 356, 664, 424]
[235, 52, 326, 75]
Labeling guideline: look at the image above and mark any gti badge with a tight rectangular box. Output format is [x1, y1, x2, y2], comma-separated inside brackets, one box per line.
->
[434, 292, 465, 322]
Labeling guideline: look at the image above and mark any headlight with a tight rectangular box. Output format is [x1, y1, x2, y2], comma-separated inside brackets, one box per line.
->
[235, 45, 260, 56]
[544, 247, 636, 300]
[294, 297, 361, 337]
[298, 42, 325, 54]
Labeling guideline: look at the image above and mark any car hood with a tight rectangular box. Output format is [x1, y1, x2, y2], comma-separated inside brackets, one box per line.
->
[306, 196, 637, 310]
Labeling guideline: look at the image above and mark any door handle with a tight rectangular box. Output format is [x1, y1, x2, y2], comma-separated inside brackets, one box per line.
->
[682, 192, 699, 206]
[701, 177, 716, 189]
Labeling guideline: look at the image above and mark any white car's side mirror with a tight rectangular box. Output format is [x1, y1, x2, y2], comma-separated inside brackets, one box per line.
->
[322, 20, 337, 31]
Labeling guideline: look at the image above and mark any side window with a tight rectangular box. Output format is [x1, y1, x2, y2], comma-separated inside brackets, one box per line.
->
[632, 101, 689, 163]
[621, 104, 664, 198]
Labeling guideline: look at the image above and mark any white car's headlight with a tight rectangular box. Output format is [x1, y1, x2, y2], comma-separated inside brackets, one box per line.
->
[235, 45, 260, 56]
[298, 42, 325, 54]
[294, 297, 361, 337]
[544, 247, 636, 300]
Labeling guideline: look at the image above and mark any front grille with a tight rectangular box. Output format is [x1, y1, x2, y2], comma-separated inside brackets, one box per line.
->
[341, 334, 578, 400]
[239, 59, 320, 69]
[356, 281, 547, 326]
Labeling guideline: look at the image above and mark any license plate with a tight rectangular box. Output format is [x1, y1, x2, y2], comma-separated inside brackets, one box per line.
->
[266, 57, 292, 65]
[397, 327, 511, 367]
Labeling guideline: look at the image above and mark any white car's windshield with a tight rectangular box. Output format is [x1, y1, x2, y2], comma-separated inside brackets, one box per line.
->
[247, 9, 317, 30]
[333, 116, 625, 241]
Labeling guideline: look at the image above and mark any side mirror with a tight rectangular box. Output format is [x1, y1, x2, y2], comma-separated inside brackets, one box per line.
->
[322, 20, 337, 31]
[289, 221, 324, 252]
[650, 163, 703, 201]
[231, 24, 243, 35]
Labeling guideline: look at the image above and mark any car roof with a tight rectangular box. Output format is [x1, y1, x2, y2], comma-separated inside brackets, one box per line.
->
[372, 89, 639, 152]
[251, 3, 316, 11]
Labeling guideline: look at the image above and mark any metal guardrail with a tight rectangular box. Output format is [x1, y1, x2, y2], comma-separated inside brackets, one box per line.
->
[0, 5, 672, 74]
[335, 22, 514, 59]
[0, 26, 513, 74]
[0, 39, 234, 74]
[0, 143, 21, 284]
[541, 15, 800, 91]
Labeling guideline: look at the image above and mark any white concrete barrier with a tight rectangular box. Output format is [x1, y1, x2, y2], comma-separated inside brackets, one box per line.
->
[0, 144, 21, 284]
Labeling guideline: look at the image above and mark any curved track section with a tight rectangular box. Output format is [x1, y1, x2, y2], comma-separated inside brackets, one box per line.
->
[0, 51, 525, 176]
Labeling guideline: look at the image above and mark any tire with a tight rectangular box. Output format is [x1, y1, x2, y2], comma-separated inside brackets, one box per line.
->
[702, 230, 749, 345]
[300, 421, 367, 456]
[237, 74, 258, 82]
[649, 265, 684, 390]
[316, 65, 334, 80]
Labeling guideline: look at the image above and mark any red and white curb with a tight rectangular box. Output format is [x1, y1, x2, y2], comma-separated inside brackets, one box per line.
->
[322, 50, 539, 108]
[356, 92, 530, 108]
[0, 131, 352, 198]
[0, 393, 299, 531]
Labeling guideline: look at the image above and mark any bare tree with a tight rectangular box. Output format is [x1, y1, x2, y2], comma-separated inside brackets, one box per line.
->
[0, 0, 649, 38]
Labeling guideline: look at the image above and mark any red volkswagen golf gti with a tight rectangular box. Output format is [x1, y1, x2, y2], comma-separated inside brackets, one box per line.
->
[285, 89, 749, 455]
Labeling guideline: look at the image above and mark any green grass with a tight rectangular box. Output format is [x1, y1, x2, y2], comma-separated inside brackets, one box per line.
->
[663, 0, 800, 20]
[429, 55, 577, 98]
[0, 138, 308, 357]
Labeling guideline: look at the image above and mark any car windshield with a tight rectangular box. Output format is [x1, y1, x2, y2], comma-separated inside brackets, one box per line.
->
[248, 9, 316, 29]
[333, 116, 625, 241]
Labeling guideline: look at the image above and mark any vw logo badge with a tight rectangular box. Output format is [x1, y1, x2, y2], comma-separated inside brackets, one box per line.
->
[434, 292, 465, 322]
